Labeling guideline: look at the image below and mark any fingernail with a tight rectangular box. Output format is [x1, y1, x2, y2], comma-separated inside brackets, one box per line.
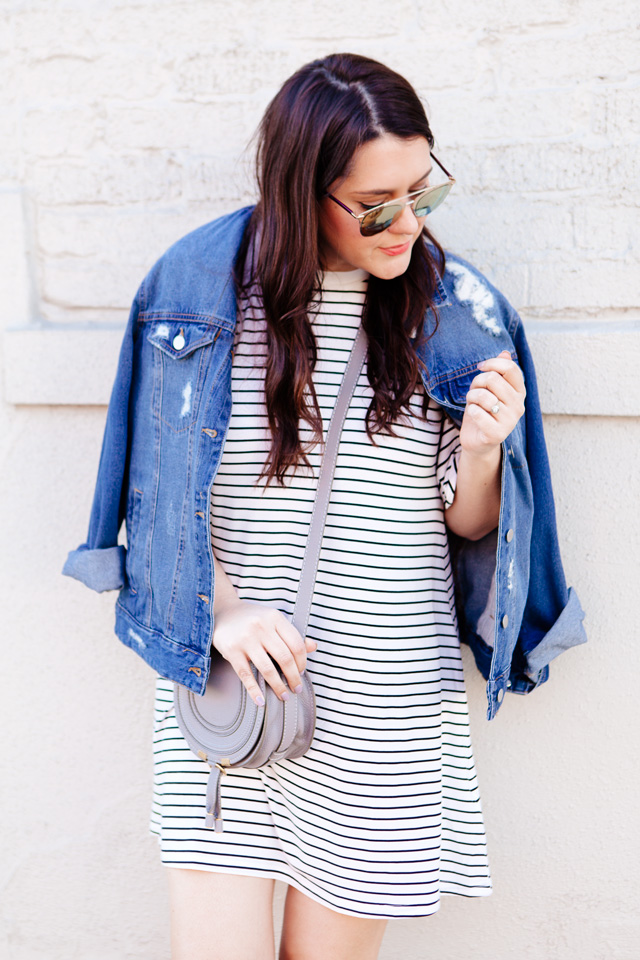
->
[477, 361, 486, 369]
[255, 695, 265, 707]
[294, 683, 303, 695]
[281, 691, 290, 701]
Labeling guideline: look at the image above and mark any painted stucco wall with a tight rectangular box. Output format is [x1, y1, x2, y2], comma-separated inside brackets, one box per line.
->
[1, 1, 638, 958]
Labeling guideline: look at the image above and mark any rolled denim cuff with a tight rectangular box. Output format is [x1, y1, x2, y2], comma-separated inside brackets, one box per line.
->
[62, 544, 126, 593]
[525, 587, 587, 677]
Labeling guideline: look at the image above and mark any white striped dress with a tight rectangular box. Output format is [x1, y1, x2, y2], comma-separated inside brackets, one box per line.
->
[150, 268, 492, 918]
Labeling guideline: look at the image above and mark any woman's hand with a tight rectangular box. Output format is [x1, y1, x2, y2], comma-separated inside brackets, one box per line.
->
[212, 597, 317, 707]
[460, 350, 526, 457]
[444, 350, 526, 540]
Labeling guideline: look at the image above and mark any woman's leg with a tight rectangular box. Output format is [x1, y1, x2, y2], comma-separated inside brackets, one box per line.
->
[168, 867, 276, 960]
[279, 885, 388, 960]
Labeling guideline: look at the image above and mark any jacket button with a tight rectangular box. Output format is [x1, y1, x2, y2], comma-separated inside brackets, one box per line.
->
[173, 332, 186, 350]
[501, 614, 509, 628]
[505, 529, 514, 542]
[497, 688, 505, 703]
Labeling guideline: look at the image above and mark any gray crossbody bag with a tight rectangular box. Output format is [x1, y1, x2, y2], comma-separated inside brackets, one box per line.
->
[174, 325, 368, 831]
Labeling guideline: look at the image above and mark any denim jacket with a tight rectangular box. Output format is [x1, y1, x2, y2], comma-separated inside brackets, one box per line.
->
[63, 206, 586, 720]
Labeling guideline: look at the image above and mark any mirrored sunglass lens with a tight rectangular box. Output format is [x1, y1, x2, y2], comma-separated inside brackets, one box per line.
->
[414, 184, 451, 217]
[361, 184, 453, 236]
[361, 205, 403, 236]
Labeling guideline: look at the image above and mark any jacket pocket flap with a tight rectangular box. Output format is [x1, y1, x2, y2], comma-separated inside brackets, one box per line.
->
[432, 368, 476, 409]
[147, 321, 219, 360]
[431, 351, 518, 409]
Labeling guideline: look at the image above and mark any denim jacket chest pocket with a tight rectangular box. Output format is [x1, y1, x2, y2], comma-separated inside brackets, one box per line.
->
[147, 320, 220, 433]
[426, 350, 518, 417]
[427, 367, 477, 417]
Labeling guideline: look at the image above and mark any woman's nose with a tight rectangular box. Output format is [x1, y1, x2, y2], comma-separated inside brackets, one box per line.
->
[388, 202, 420, 235]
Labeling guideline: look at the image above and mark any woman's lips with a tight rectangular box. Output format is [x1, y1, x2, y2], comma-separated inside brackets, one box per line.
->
[379, 240, 411, 256]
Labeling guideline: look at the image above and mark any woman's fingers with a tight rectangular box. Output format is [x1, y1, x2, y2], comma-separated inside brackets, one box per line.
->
[212, 600, 313, 705]
[468, 353, 526, 420]
[466, 386, 509, 414]
[477, 352, 526, 395]
[460, 352, 526, 454]
[275, 616, 312, 674]
[246, 650, 291, 701]
[465, 402, 504, 434]
[469, 372, 513, 404]
[232, 656, 266, 708]
[470, 368, 524, 403]
[258, 629, 305, 697]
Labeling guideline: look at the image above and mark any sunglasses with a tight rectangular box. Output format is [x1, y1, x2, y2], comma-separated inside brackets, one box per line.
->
[325, 152, 455, 237]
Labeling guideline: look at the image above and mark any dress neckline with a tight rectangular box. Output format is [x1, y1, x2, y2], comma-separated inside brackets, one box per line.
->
[320, 268, 368, 288]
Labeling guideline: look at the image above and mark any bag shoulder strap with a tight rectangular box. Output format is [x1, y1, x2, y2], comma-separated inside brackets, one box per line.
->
[292, 324, 367, 635]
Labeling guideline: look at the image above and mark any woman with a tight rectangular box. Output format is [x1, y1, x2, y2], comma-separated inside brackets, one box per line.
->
[64, 54, 586, 960]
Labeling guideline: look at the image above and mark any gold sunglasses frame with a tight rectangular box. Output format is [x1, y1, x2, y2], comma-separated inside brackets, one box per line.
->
[325, 152, 455, 237]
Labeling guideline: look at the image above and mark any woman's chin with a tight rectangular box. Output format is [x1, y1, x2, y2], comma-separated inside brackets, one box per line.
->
[368, 250, 413, 280]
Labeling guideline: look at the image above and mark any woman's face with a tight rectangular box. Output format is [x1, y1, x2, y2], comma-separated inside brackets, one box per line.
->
[318, 134, 432, 278]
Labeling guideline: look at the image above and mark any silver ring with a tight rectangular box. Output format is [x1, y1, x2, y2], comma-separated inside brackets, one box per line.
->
[491, 402, 501, 415]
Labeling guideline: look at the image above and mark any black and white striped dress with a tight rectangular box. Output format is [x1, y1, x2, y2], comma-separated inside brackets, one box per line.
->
[150, 268, 491, 918]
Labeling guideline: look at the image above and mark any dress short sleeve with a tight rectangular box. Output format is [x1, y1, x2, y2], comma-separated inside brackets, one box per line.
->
[436, 412, 461, 509]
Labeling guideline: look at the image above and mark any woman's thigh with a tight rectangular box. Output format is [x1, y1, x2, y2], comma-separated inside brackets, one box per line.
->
[279, 885, 388, 960]
[168, 866, 276, 960]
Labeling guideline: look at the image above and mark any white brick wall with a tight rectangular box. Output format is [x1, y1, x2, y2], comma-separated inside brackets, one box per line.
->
[2, 0, 637, 328]
[1, 3, 639, 959]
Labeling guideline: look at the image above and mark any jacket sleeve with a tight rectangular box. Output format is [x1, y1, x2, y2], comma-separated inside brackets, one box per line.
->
[62, 289, 142, 592]
[510, 314, 587, 682]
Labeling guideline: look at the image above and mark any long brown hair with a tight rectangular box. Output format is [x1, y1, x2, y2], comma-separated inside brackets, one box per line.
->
[235, 53, 446, 484]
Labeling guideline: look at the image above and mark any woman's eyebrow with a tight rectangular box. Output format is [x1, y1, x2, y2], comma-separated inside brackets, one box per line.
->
[352, 167, 433, 196]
